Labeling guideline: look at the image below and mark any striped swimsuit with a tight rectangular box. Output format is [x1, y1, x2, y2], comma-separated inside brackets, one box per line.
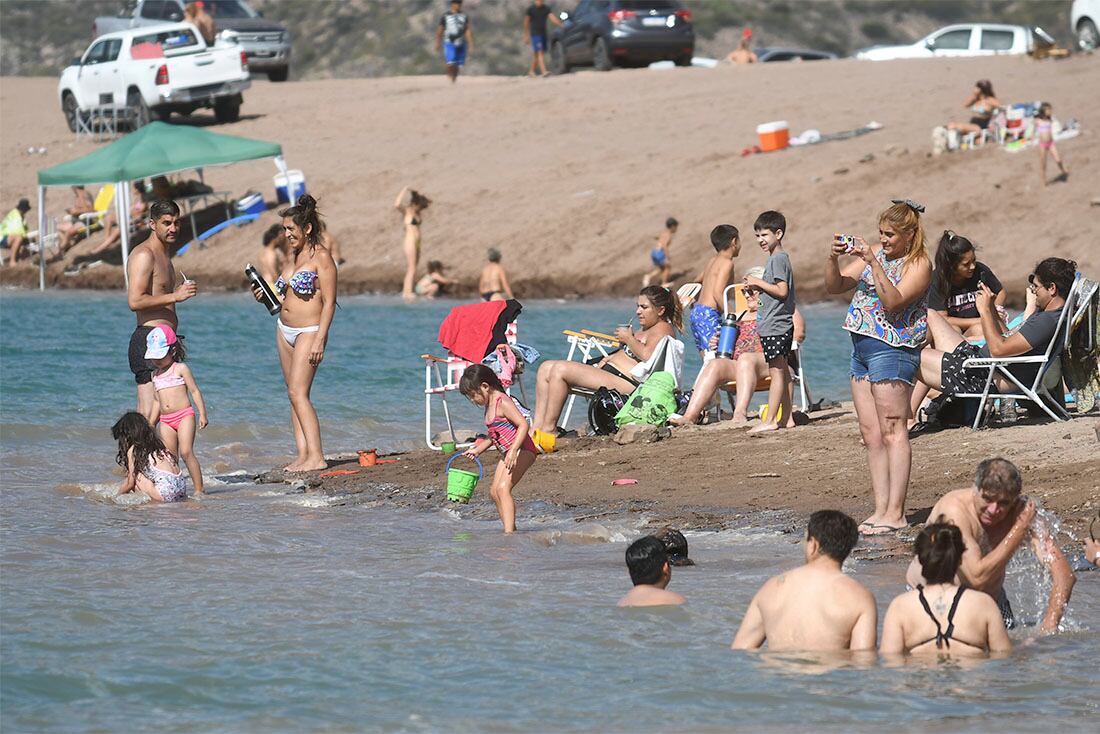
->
[486, 395, 537, 455]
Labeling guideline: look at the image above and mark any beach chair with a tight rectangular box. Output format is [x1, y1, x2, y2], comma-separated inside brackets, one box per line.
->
[954, 273, 1091, 429]
[77, 185, 116, 237]
[677, 282, 702, 310]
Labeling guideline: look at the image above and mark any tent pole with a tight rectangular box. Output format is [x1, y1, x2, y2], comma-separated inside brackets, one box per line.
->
[37, 186, 46, 290]
[119, 181, 131, 287]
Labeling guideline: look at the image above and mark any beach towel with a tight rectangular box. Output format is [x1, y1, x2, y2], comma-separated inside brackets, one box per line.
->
[438, 301, 507, 363]
[629, 335, 685, 388]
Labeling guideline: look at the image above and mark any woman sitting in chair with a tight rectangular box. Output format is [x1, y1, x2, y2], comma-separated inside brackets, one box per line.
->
[532, 285, 681, 440]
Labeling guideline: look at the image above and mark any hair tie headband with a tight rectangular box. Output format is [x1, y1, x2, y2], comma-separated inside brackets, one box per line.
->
[891, 198, 925, 214]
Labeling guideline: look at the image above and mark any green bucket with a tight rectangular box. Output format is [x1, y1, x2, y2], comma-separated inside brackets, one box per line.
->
[446, 454, 483, 504]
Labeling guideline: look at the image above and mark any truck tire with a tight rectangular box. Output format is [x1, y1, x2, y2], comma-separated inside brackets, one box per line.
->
[593, 37, 613, 71]
[214, 95, 241, 123]
[62, 92, 80, 133]
[127, 90, 150, 129]
[268, 67, 289, 82]
[1078, 19, 1099, 51]
[549, 41, 569, 74]
[674, 54, 693, 67]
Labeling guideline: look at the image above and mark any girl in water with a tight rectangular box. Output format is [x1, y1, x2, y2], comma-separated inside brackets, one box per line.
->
[394, 186, 432, 301]
[1033, 102, 1068, 186]
[251, 194, 338, 472]
[111, 411, 188, 502]
[459, 364, 538, 533]
[146, 324, 207, 494]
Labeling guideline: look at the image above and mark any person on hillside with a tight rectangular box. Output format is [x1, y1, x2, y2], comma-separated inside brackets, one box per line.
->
[478, 247, 514, 302]
[395, 186, 431, 301]
[882, 522, 1012, 657]
[947, 79, 1001, 137]
[642, 217, 678, 288]
[0, 198, 32, 265]
[726, 28, 758, 64]
[732, 511, 877, 651]
[687, 224, 740, 359]
[906, 458, 1075, 633]
[436, 0, 473, 84]
[824, 199, 931, 535]
[618, 536, 685, 607]
[524, 0, 562, 77]
[127, 200, 197, 424]
[414, 260, 456, 298]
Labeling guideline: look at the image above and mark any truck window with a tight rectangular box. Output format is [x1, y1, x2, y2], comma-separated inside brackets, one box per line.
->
[930, 29, 972, 50]
[206, 0, 258, 19]
[133, 27, 201, 52]
[83, 40, 110, 65]
[103, 39, 123, 62]
[139, 0, 168, 19]
[980, 29, 1015, 51]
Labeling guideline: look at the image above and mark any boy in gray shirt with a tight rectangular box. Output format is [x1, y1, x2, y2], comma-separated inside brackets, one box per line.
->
[744, 210, 796, 434]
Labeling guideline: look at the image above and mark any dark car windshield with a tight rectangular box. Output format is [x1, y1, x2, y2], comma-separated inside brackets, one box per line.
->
[205, 0, 258, 19]
[618, 1, 679, 9]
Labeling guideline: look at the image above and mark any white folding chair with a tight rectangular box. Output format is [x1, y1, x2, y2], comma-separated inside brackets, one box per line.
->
[558, 329, 620, 429]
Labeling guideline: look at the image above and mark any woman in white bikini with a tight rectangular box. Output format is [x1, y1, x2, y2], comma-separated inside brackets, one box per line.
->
[251, 194, 337, 472]
[395, 186, 432, 301]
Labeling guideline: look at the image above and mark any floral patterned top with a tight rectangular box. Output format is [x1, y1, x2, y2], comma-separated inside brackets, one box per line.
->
[733, 318, 762, 360]
[843, 249, 928, 348]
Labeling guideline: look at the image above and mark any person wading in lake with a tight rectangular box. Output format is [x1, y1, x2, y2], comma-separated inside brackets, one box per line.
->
[127, 200, 196, 424]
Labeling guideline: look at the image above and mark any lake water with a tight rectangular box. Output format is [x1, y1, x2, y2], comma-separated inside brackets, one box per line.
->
[1, 292, 1096, 732]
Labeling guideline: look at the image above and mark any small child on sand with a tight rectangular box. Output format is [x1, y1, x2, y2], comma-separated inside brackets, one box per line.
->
[688, 224, 740, 358]
[643, 217, 678, 288]
[458, 364, 537, 533]
[1033, 102, 1068, 186]
[618, 536, 685, 607]
[111, 411, 187, 502]
[146, 325, 207, 494]
[743, 210, 796, 435]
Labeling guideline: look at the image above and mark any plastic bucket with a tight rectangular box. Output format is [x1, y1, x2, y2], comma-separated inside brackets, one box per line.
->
[756, 121, 790, 152]
[446, 454, 482, 503]
[274, 170, 307, 204]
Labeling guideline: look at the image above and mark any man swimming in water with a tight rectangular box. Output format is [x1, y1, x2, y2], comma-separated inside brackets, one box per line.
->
[618, 536, 685, 607]
[732, 510, 877, 651]
[906, 457, 1075, 633]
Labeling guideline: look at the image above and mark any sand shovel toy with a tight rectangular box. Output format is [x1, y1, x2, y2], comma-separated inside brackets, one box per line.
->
[445, 454, 483, 504]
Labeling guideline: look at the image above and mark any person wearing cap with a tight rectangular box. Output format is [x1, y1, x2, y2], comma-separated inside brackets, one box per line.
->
[650, 527, 695, 567]
[435, 0, 473, 83]
[726, 28, 758, 64]
[0, 198, 32, 265]
[618, 536, 685, 607]
[145, 323, 208, 495]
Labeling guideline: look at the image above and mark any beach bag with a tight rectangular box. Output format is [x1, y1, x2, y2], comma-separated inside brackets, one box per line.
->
[588, 387, 627, 436]
[614, 371, 678, 428]
[923, 393, 979, 428]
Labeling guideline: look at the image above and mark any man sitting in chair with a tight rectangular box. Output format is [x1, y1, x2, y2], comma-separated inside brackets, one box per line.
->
[913, 257, 1073, 405]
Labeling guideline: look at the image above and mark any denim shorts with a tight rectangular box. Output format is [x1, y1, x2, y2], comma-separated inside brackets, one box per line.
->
[850, 333, 920, 385]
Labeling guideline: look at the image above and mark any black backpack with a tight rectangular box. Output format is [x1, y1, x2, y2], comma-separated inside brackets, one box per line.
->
[588, 387, 627, 435]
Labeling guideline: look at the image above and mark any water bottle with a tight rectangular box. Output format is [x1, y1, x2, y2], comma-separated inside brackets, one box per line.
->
[245, 263, 281, 315]
[716, 314, 739, 359]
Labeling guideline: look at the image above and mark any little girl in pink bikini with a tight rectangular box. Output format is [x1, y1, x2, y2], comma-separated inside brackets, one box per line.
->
[145, 325, 208, 494]
[1034, 102, 1068, 186]
[458, 364, 538, 533]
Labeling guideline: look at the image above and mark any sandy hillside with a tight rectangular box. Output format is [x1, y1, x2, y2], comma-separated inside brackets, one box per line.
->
[1, 54, 1098, 298]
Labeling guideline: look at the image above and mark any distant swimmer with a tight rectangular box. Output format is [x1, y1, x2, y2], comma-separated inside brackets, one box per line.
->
[436, 0, 473, 84]
[478, 248, 514, 302]
[642, 216, 677, 288]
[906, 458, 1075, 633]
[126, 200, 197, 424]
[726, 28, 758, 64]
[618, 536, 685, 607]
[732, 511, 877, 651]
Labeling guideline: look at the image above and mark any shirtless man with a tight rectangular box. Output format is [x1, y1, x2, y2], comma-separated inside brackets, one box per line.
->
[906, 457, 1075, 633]
[478, 248, 513, 302]
[618, 536, 685, 608]
[126, 200, 196, 423]
[732, 510, 877, 651]
[726, 28, 758, 64]
[687, 224, 739, 358]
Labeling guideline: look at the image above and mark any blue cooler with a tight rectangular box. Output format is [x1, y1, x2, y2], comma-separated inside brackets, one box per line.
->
[236, 192, 265, 216]
[274, 170, 306, 204]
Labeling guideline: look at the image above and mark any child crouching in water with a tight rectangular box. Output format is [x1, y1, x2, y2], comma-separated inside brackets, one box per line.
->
[111, 411, 187, 502]
[146, 325, 208, 494]
[458, 364, 537, 533]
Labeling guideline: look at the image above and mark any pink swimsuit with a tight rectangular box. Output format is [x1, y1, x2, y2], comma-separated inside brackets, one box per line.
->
[153, 364, 195, 431]
[485, 395, 536, 455]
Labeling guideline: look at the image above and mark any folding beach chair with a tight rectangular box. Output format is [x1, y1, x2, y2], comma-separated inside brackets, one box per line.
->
[954, 273, 1092, 429]
[677, 282, 702, 310]
[77, 184, 116, 237]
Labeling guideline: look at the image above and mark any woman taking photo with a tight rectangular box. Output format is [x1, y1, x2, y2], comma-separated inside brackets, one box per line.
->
[252, 194, 337, 472]
[394, 186, 431, 301]
[825, 199, 931, 535]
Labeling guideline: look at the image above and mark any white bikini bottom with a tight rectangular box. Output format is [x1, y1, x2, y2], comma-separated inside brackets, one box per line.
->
[278, 319, 319, 347]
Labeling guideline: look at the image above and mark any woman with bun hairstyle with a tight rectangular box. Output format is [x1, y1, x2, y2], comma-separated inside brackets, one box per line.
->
[394, 186, 432, 301]
[881, 521, 1012, 656]
[251, 195, 337, 472]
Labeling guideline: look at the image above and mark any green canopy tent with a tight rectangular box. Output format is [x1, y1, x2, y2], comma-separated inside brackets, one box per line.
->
[35, 122, 286, 289]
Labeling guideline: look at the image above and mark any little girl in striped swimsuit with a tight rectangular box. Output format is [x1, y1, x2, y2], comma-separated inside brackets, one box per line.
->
[458, 364, 538, 533]
[145, 325, 208, 495]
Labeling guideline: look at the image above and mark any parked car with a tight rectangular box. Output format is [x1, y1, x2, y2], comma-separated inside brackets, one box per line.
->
[855, 24, 1038, 60]
[756, 47, 837, 62]
[94, 0, 291, 82]
[549, 0, 695, 74]
[1073, 0, 1100, 50]
[58, 22, 251, 130]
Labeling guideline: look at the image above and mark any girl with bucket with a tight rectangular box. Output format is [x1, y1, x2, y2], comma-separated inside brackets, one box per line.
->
[457, 364, 538, 533]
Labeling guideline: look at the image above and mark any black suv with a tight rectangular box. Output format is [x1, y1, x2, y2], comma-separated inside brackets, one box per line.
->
[549, 0, 695, 73]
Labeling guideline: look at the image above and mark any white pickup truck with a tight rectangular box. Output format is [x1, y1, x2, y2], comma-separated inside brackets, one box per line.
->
[58, 22, 251, 131]
[855, 24, 1044, 61]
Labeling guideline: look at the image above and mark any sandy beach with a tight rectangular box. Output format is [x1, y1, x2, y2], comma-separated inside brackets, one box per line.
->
[2, 54, 1098, 300]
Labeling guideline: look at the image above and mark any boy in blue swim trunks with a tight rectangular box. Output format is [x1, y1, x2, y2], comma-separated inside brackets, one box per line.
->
[688, 224, 740, 358]
[643, 217, 678, 288]
[436, 0, 473, 83]
[524, 0, 562, 77]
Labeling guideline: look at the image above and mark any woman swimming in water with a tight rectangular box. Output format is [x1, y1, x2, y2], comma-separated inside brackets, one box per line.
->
[395, 186, 432, 301]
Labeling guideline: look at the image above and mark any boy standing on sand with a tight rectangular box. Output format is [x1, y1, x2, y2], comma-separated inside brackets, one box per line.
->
[643, 217, 678, 288]
[618, 536, 685, 607]
[744, 210, 795, 435]
[436, 0, 473, 84]
[524, 0, 562, 77]
[688, 224, 740, 358]
[732, 511, 877, 651]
